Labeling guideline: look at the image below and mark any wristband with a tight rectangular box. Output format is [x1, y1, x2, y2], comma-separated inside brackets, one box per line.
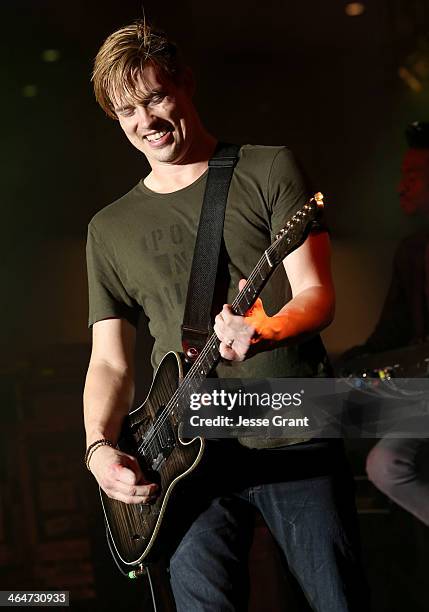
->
[84, 438, 114, 471]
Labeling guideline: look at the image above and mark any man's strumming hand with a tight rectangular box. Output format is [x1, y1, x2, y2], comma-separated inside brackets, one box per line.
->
[89, 445, 159, 504]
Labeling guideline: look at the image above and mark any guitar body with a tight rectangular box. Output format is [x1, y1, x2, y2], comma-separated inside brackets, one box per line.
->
[100, 351, 205, 567]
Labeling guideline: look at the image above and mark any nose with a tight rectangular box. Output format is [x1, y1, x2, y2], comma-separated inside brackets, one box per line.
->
[135, 105, 156, 130]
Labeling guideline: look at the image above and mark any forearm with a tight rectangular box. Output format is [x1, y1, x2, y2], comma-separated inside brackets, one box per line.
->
[83, 361, 158, 503]
[257, 286, 335, 348]
[83, 361, 135, 446]
[216, 235, 335, 361]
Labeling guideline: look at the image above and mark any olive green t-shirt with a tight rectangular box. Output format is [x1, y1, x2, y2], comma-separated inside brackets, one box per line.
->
[86, 145, 329, 446]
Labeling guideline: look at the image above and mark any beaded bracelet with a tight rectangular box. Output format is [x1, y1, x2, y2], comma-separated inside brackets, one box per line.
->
[84, 438, 114, 471]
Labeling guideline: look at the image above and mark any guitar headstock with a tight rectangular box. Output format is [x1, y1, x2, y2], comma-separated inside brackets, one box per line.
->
[269, 192, 325, 266]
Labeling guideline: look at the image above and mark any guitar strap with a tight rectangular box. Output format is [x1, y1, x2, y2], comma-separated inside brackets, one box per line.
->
[181, 142, 240, 360]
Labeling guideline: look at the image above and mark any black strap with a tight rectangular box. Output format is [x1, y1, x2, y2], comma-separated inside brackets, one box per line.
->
[181, 142, 240, 360]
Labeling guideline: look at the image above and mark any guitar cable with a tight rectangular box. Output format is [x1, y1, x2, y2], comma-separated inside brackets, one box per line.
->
[144, 565, 159, 612]
[105, 522, 159, 612]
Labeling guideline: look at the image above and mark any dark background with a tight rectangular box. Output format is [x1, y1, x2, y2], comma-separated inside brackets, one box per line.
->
[1, 1, 429, 610]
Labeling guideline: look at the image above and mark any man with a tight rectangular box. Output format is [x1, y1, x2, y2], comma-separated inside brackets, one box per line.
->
[84, 20, 368, 610]
[343, 122, 429, 526]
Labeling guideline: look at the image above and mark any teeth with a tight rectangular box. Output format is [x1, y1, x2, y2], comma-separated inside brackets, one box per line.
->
[146, 131, 168, 142]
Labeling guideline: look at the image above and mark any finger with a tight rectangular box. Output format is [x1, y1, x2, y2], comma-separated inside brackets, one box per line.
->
[111, 462, 144, 486]
[213, 318, 224, 339]
[122, 453, 145, 476]
[106, 489, 157, 505]
[108, 480, 159, 499]
[221, 304, 235, 322]
[245, 297, 262, 317]
[214, 313, 226, 337]
[219, 342, 235, 360]
[238, 278, 247, 291]
[214, 312, 224, 325]
[219, 342, 245, 362]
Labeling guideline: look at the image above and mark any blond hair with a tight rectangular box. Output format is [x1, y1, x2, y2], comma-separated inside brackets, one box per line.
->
[92, 21, 183, 119]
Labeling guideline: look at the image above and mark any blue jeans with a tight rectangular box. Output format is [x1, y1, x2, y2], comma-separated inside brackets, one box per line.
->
[167, 441, 369, 611]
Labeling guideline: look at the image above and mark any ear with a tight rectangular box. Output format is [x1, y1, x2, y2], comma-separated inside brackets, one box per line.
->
[182, 67, 196, 97]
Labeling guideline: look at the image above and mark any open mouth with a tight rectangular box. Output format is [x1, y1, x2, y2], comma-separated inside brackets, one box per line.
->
[145, 130, 173, 147]
[146, 130, 168, 142]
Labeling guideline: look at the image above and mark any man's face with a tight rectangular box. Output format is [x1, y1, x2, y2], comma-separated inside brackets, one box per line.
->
[112, 64, 198, 166]
[398, 148, 429, 215]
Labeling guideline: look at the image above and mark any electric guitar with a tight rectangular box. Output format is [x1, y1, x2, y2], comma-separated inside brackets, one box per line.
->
[100, 192, 325, 571]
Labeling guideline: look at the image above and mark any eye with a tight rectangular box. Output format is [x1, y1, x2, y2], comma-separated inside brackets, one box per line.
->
[116, 106, 135, 117]
[148, 94, 165, 106]
[118, 107, 135, 117]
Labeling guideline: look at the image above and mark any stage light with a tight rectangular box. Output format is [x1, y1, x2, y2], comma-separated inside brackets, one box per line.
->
[345, 2, 365, 17]
[22, 85, 38, 98]
[398, 67, 423, 93]
[399, 39, 429, 93]
[42, 49, 61, 63]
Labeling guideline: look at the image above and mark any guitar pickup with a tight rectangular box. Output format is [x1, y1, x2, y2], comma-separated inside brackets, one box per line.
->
[151, 448, 172, 471]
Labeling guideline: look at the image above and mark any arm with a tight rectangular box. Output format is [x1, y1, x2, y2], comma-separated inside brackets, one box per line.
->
[214, 231, 335, 361]
[84, 318, 158, 503]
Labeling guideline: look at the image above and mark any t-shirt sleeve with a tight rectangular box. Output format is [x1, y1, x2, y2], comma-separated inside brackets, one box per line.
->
[86, 222, 141, 328]
[267, 147, 328, 236]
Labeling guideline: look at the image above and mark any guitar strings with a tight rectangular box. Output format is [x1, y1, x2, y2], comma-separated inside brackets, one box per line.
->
[137, 208, 314, 455]
[136, 251, 271, 455]
[137, 215, 309, 455]
[137, 253, 267, 455]
[137, 214, 311, 455]
[136, 221, 297, 455]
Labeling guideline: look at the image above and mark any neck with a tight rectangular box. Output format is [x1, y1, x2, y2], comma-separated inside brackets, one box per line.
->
[144, 129, 217, 193]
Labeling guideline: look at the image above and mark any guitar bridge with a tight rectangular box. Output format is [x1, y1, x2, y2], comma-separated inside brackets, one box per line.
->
[141, 406, 176, 471]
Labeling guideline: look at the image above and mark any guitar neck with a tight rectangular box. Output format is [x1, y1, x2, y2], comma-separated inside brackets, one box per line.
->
[168, 193, 324, 421]
[170, 245, 288, 419]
